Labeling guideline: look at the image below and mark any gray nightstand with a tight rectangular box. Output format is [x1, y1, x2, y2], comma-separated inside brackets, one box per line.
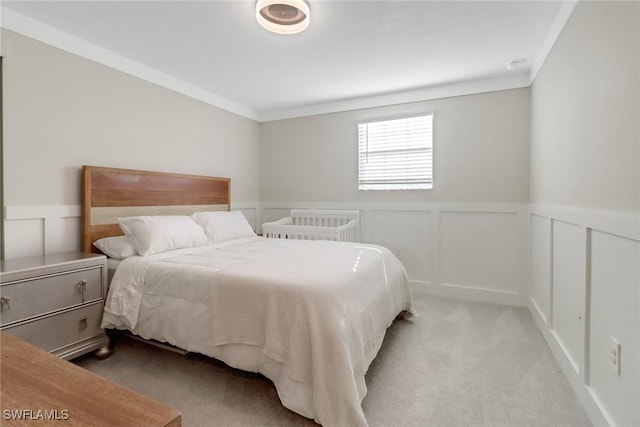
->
[0, 252, 111, 360]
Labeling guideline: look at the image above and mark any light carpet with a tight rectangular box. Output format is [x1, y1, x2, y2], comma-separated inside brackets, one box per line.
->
[74, 293, 592, 426]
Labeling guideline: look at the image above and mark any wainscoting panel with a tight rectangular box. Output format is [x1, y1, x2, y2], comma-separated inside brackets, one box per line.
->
[262, 208, 290, 225]
[439, 210, 523, 295]
[4, 217, 44, 259]
[234, 205, 260, 232]
[3, 202, 262, 260]
[588, 230, 639, 427]
[4, 205, 81, 259]
[528, 205, 640, 427]
[52, 217, 83, 254]
[529, 214, 551, 324]
[6, 201, 636, 425]
[368, 209, 433, 284]
[551, 219, 586, 376]
[262, 202, 528, 306]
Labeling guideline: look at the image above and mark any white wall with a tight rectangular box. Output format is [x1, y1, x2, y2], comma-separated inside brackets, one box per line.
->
[260, 89, 531, 305]
[2, 30, 261, 258]
[529, 2, 640, 426]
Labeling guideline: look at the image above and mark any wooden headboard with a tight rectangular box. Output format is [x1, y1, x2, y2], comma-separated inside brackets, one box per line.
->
[82, 166, 230, 254]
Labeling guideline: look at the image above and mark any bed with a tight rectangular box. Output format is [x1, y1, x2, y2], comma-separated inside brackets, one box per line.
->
[82, 166, 416, 427]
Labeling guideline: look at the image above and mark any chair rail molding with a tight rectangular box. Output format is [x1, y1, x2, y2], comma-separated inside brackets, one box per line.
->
[3, 202, 262, 260]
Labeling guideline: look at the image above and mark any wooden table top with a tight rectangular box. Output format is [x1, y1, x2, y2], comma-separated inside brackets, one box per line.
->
[0, 332, 181, 426]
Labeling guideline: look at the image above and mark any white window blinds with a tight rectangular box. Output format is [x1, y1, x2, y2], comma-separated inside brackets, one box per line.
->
[358, 114, 433, 190]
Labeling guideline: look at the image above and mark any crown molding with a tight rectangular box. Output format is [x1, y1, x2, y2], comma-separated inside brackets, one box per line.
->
[529, 0, 578, 83]
[256, 72, 531, 122]
[0, 7, 260, 121]
[2, 2, 576, 123]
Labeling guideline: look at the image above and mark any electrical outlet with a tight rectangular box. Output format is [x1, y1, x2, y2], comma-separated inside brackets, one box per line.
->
[610, 336, 621, 376]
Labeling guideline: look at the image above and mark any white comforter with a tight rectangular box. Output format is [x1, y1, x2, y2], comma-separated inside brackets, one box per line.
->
[102, 237, 415, 426]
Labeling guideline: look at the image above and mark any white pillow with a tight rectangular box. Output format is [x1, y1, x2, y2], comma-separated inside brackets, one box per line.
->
[93, 236, 137, 259]
[118, 215, 210, 256]
[192, 210, 256, 243]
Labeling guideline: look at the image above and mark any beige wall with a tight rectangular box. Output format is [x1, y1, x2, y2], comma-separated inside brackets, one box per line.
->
[528, 2, 640, 426]
[2, 29, 261, 207]
[2, 4, 638, 424]
[259, 88, 531, 307]
[530, 1, 640, 213]
[260, 88, 530, 204]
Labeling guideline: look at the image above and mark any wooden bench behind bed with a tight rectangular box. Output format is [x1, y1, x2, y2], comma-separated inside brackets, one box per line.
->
[82, 166, 230, 254]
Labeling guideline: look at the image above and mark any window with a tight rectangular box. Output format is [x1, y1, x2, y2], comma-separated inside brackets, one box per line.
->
[358, 113, 433, 190]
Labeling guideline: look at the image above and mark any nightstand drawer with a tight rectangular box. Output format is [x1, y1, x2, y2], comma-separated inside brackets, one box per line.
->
[3, 302, 104, 352]
[0, 267, 102, 326]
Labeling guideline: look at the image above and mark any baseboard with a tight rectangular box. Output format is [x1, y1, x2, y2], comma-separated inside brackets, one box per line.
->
[529, 295, 549, 325]
[528, 297, 611, 427]
[410, 280, 525, 307]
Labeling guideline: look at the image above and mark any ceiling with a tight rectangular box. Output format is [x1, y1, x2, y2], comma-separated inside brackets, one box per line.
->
[1, 1, 574, 121]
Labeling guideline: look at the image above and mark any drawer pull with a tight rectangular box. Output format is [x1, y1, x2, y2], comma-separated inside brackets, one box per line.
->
[78, 279, 87, 303]
[0, 296, 11, 312]
[79, 316, 88, 329]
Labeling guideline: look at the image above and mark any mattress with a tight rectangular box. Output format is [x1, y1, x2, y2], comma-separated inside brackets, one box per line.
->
[102, 237, 415, 426]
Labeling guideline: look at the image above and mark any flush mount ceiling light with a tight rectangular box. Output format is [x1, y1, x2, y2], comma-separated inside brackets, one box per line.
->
[256, 0, 310, 34]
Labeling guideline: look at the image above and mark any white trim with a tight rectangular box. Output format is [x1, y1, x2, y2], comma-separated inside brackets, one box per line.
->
[263, 200, 526, 214]
[0, 8, 259, 121]
[528, 213, 553, 325]
[551, 328, 580, 376]
[548, 218, 555, 329]
[583, 227, 592, 386]
[528, 203, 640, 427]
[529, 0, 578, 83]
[4, 205, 82, 257]
[529, 204, 640, 242]
[528, 296, 611, 427]
[416, 280, 525, 307]
[529, 296, 548, 325]
[431, 208, 442, 292]
[259, 72, 531, 122]
[264, 202, 528, 307]
[5, 203, 263, 221]
[230, 201, 261, 210]
[5, 204, 80, 220]
[3, 202, 263, 258]
[5, 202, 529, 307]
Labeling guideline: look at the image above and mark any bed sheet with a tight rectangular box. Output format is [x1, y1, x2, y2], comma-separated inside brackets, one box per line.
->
[102, 237, 415, 426]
